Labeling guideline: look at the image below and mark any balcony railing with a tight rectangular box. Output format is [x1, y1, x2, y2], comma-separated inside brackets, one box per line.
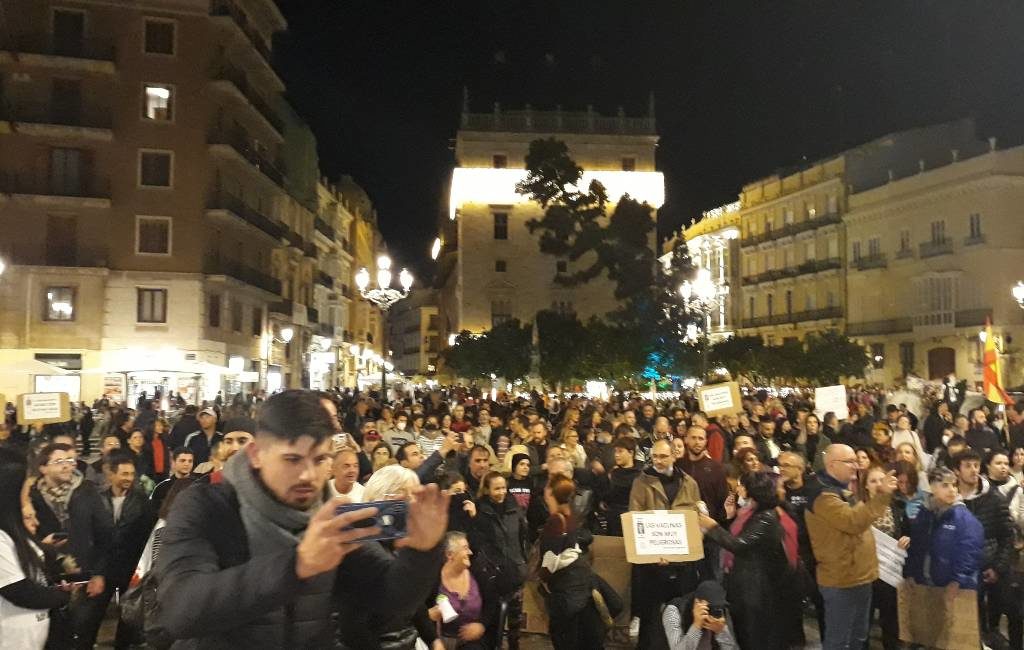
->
[315, 271, 334, 288]
[955, 309, 991, 328]
[269, 299, 293, 316]
[209, 1, 273, 64]
[741, 212, 842, 247]
[462, 109, 656, 135]
[208, 127, 286, 187]
[741, 257, 841, 285]
[204, 259, 281, 295]
[919, 239, 953, 259]
[853, 253, 887, 271]
[0, 100, 112, 129]
[207, 190, 285, 240]
[313, 216, 335, 240]
[282, 229, 303, 249]
[0, 172, 110, 200]
[847, 318, 913, 336]
[894, 247, 914, 260]
[6, 32, 115, 62]
[964, 234, 986, 246]
[210, 65, 284, 134]
[306, 306, 319, 323]
[742, 306, 843, 328]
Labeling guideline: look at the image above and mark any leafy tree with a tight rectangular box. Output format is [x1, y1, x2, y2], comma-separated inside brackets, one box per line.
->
[801, 330, 868, 384]
[709, 335, 767, 378]
[441, 320, 533, 383]
[535, 310, 588, 388]
[515, 138, 657, 308]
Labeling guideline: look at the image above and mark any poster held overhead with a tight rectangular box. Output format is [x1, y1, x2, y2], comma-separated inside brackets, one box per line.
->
[696, 382, 743, 417]
[814, 384, 849, 420]
[16, 392, 71, 425]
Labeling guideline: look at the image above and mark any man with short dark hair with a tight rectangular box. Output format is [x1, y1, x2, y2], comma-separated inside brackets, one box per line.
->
[151, 447, 195, 512]
[168, 404, 200, 449]
[954, 449, 1014, 643]
[183, 407, 222, 465]
[463, 444, 492, 495]
[30, 443, 114, 648]
[677, 426, 728, 524]
[155, 389, 449, 648]
[75, 450, 156, 649]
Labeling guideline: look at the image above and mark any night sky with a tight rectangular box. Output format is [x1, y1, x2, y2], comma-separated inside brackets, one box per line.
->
[274, 1, 1024, 277]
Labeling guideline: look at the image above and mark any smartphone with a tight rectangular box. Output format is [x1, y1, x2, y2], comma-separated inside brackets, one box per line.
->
[51, 532, 69, 542]
[336, 499, 408, 542]
[59, 572, 91, 585]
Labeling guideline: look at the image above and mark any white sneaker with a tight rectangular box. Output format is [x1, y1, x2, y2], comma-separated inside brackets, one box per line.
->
[629, 616, 640, 638]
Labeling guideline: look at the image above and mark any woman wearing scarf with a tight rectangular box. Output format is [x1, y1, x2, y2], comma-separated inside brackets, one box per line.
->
[698, 471, 799, 650]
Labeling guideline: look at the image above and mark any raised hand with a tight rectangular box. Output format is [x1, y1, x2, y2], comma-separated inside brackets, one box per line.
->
[396, 483, 450, 551]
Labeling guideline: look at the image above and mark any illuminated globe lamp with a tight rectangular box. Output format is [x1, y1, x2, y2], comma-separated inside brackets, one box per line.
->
[355, 254, 413, 395]
[1013, 281, 1024, 310]
[679, 267, 727, 381]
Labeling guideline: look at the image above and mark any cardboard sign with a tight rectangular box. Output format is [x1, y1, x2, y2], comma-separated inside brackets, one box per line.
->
[872, 527, 907, 588]
[814, 384, 849, 420]
[898, 580, 979, 649]
[696, 382, 742, 417]
[621, 510, 704, 564]
[16, 392, 71, 425]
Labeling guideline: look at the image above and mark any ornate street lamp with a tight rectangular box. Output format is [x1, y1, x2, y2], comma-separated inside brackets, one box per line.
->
[679, 268, 728, 380]
[1013, 281, 1024, 310]
[355, 254, 413, 395]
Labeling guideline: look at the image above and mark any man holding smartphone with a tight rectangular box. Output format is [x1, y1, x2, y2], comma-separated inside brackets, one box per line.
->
[155, 390, 449, 648]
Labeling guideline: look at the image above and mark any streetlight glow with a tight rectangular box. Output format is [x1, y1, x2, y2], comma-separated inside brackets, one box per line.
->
[355, 267, 370, 291]
[1013, 281, 1024, 309]
[280, 327, 294, 343]
[431, 237, 442, 260]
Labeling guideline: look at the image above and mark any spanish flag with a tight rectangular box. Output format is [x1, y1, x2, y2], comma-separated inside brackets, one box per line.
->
[983, 318, 1013, 406]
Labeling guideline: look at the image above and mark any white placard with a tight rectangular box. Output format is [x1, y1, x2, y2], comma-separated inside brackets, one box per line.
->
[34, 375, 81, 402]
[872, 526, 907, 588]
[631, 512, 690, 556]
[700, 385, 734, 412]
[21, 393, 65, 420]
[815, 384, 849, 421]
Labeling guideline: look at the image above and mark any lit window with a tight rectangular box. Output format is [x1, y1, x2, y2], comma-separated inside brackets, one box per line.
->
[137, 288, 167, 323]
[144, 19, 175, 55]
[44, 287, 75, 321]
[136, 216, 171, 255]
[139, 150, 172, 187]
[143, 84, 174, 121]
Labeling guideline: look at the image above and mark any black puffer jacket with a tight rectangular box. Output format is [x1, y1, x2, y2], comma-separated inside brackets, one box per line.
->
[962, 477, 1015, 576]
[155, 482, 443, 649]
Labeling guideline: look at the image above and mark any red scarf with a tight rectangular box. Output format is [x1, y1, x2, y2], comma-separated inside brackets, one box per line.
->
[722, 504, 800, 571]
[152, 439, 166, 475]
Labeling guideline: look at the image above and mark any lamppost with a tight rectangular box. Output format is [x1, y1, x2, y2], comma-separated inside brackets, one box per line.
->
[679, 267, 728, 381]
[355, 254, 413, 396]
[1013, 282, 1024, 310]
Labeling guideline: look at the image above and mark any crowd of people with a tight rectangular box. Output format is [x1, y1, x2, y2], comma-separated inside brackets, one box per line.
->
[1, 383, 1023, 649]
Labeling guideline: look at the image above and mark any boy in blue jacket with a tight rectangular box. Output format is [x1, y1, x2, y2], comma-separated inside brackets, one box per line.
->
[904, 466, 985, 603]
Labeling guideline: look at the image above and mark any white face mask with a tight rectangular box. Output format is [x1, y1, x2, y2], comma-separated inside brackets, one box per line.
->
[397, 422, 407, 430]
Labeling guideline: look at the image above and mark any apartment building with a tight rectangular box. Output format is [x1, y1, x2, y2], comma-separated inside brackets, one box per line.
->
[0, 0, 329, 401]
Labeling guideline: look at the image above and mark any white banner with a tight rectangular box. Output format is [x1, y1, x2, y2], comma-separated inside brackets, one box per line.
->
[815, 384, 849, 421]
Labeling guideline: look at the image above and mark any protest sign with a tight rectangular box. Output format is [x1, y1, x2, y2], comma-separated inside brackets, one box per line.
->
[898, 579, 979, 649]
[872, 527, 907, 588]
[697, 382, 742, 417]
[621, 510, 704, 564]
[814, 384, 849, 420]
[16, 392, 70, 425]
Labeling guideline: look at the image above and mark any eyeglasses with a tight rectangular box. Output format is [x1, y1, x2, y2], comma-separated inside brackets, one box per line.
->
[835, 459, 859, 466]
[47, 458, 75, 466]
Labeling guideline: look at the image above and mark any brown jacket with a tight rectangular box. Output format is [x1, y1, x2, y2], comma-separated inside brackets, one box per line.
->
[628, 466, 701, 512]
[805, 474, 892, 588]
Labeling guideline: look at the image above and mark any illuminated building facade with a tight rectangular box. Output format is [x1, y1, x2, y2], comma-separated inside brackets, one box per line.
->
[0, 0, 378, 401]
[437, 99, 664, 344]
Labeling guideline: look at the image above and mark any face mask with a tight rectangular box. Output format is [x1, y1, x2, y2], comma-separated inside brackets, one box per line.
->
[397, 422, 407, 430]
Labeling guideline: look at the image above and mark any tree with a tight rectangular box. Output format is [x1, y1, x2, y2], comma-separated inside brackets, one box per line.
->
[535, 310, 588, 388]
[515, 138, 658, 308]
[709, 335, 767, 379]
[441, 320, 533, 382]
[802, 330, 869, 384]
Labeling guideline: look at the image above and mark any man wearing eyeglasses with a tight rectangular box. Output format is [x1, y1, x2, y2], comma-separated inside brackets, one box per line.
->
[29, 443, 114, 647]
[805, 444, 897, 650]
